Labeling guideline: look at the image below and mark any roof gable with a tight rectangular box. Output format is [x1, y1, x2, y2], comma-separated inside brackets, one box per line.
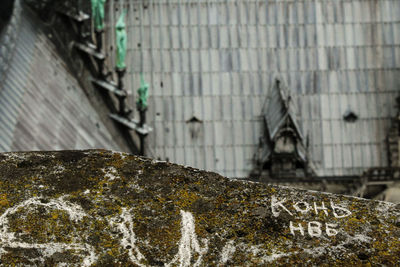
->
[262, 79, 303, 142]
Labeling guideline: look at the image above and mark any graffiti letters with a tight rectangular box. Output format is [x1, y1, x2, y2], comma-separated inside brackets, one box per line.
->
[271, 196, 352, 238]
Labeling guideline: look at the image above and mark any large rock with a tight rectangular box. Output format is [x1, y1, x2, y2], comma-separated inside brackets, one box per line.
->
[0, 150, 399, 266]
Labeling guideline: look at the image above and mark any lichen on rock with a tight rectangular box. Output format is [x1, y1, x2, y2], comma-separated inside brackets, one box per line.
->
[0, 149, 399, 266]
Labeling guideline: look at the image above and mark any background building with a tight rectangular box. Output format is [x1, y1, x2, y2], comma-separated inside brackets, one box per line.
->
[103, 0, 400, 178]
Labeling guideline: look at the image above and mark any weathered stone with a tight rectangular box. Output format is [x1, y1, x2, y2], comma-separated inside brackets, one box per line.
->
[0, 150, 399, 266]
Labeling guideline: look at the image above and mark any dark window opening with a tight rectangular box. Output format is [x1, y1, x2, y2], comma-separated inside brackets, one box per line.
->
[343, 110, 358, 123]
[186, 116, 203, 124]
[186, 116, 203, 140]
[295, 161, 305, 169]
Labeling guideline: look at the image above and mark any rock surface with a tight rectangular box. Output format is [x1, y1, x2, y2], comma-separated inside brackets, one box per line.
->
[0, 150, 399, 266]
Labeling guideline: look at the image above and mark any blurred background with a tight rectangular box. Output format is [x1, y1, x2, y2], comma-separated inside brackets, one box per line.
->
[0, 0, 399, 201]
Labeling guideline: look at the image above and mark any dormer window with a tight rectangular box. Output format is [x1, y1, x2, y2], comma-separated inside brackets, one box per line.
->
[254, 79, 315, 179]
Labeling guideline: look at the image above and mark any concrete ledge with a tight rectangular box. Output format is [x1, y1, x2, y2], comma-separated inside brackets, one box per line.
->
[0, 150, 398, 266]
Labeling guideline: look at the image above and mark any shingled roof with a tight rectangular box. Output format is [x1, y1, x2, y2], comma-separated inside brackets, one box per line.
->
[102, 0, 400, 177]
[0, 1, 129, 152]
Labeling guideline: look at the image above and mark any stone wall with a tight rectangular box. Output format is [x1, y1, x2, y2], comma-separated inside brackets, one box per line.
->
[0, 150, 398, 265]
